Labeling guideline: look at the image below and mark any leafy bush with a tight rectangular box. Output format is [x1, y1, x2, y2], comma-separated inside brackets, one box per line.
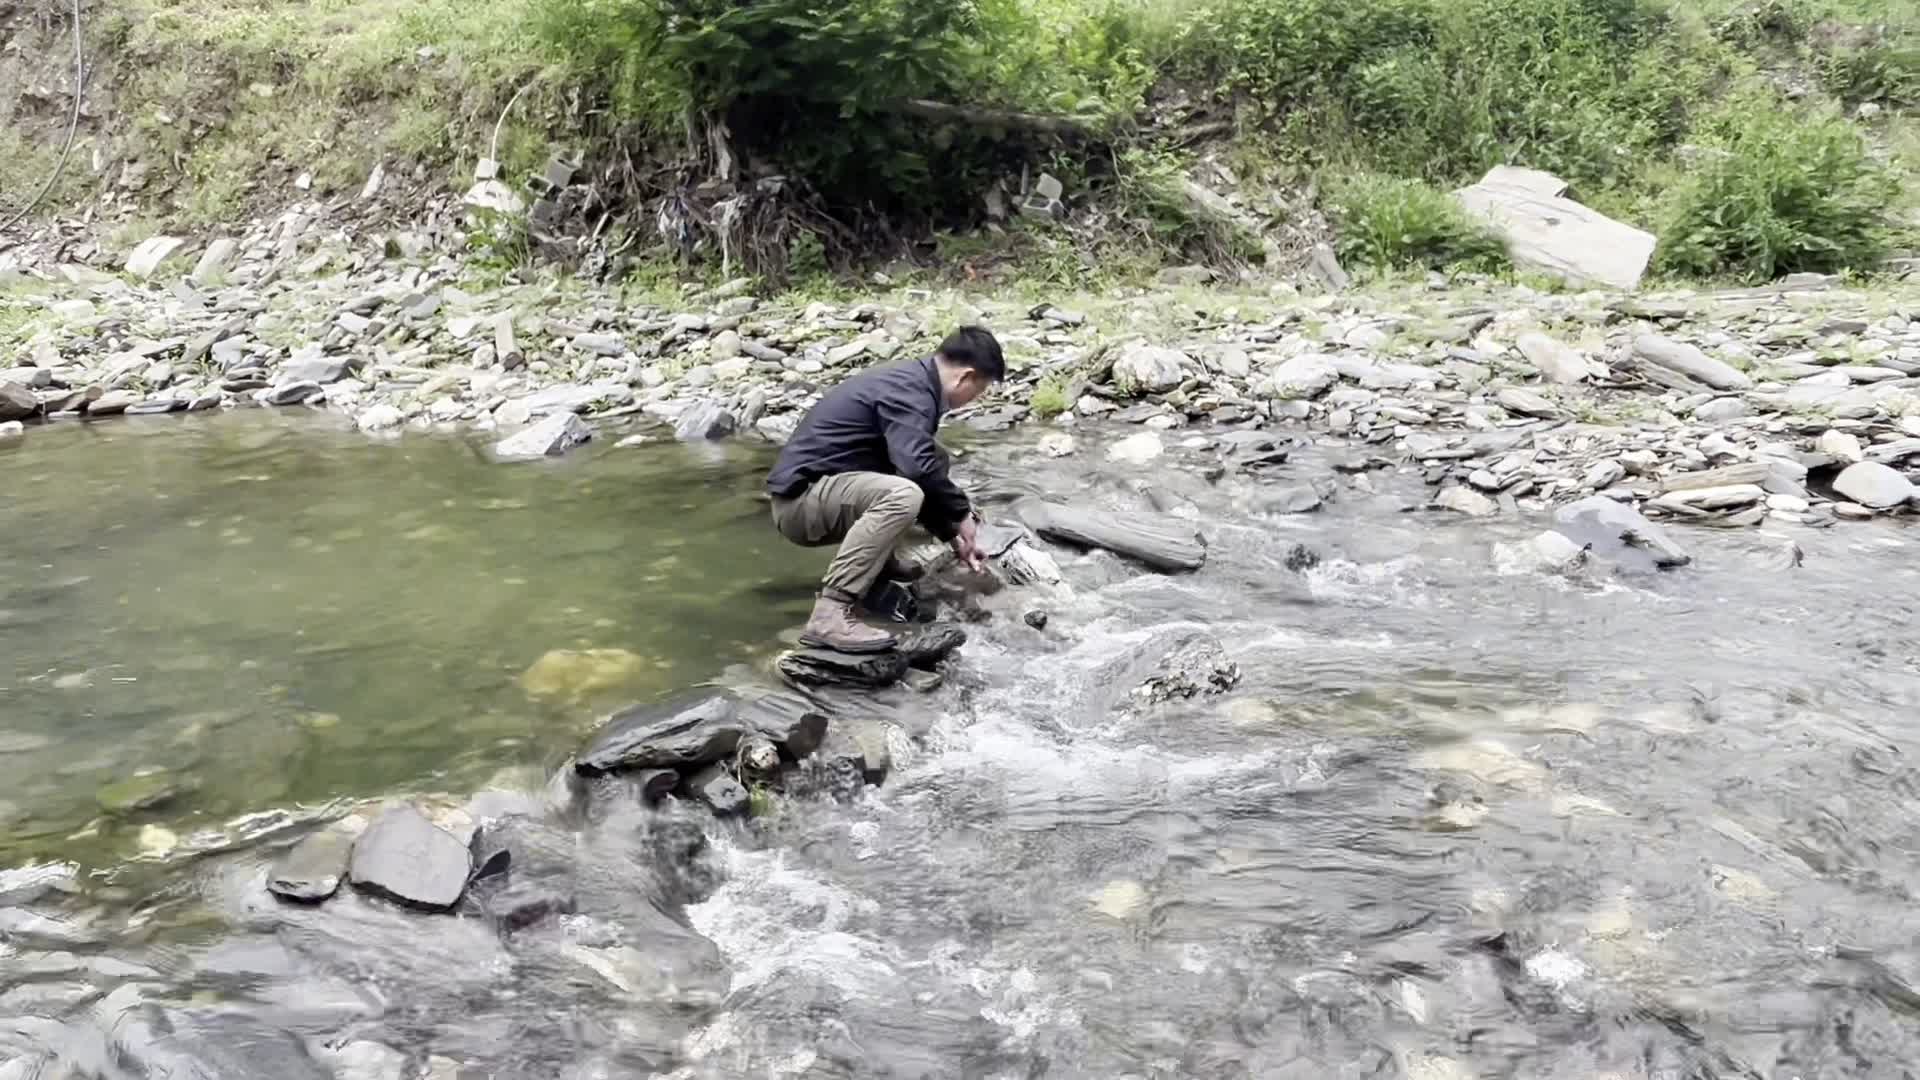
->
[1818, 41, 1920, 106]
[1326, 172, 1508, 272]
[1656, 103, 1897, 280]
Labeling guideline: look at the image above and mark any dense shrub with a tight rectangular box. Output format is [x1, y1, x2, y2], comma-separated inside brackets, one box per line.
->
[1326, 173, 1508, 272]
[1655, 103, 1897, 280]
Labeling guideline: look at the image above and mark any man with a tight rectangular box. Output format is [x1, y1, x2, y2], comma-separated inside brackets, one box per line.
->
[766, 326, 1004, 653]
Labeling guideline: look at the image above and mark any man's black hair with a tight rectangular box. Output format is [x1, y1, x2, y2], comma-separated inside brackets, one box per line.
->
[937, 326, 1005, 382]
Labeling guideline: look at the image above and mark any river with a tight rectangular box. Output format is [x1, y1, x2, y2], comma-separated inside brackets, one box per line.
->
[4, 411, 1920, 1078]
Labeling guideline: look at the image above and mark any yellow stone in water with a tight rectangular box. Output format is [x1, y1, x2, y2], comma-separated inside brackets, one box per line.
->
[1550, 793, 1623, 818]
[1406, 1052, 1475, 1080]
[52, 671, 91, 690]
[1091, 879, 1147, 920]
[1222, 698, 1280, 730]
[1709, 864, 1776, 906]
[519, 648, 649, 700]
[137, 824, 179, 859]
[301, 712, 341, 730]
[1412, 739, 1547, 792]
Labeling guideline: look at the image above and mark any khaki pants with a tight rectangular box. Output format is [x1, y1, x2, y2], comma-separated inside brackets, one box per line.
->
[770, 472, 924, 604]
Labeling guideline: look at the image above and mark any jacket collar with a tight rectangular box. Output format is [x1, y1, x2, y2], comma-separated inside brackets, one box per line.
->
[921, 354, 947, 414]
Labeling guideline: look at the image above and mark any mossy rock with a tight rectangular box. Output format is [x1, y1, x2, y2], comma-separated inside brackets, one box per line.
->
[96, 771, 188, 814]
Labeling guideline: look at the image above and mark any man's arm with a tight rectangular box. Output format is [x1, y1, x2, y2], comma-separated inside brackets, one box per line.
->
[875, 395, 970, 541]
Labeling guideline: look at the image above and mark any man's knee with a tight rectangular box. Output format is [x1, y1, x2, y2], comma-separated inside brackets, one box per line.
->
[873, 477, 923, 520]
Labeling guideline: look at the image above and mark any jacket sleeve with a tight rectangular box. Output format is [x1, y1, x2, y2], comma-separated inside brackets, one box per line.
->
[875, 393, 971, 541]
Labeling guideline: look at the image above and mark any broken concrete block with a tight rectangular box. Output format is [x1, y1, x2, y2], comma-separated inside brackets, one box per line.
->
[1034, 172, 1064, 201]
[124, 236, 186, 279]
[1454, 167, 1656, 291]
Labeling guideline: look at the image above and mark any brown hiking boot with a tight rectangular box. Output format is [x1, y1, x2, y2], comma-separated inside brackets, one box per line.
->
[800, 595, 897, 654]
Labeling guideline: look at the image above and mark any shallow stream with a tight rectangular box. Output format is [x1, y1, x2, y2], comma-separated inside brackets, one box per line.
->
[5, 412, 1920, 1078]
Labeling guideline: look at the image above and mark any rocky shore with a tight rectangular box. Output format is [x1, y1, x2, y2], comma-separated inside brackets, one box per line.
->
[5, 202, 1920, 538]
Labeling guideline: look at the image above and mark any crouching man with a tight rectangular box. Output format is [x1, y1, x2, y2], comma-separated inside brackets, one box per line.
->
[765, 326, 1003, 652]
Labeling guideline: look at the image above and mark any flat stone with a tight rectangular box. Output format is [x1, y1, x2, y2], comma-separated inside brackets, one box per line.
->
[1454, 172, 1654, 289]
[1692, 397, 1750, 422]
[0, 381, 38, 421]
[265, 381, 323, 406]
[1496, 386, 1558, 418]
[1435, 486, 1498, 516]
[776, 648, 910, 690]
[1106, 431, 1164, 464]
[734, 694, 831, 759]
[1257, 354, 1338, 399]
[96, 772, 184, 814]
[574, 691, 743, 775]
[267, 820, 363, 902]
[85, 389, 139, 416]
[1112, 344, 1189, 395]
[1495, 530, 1588, 573]
[899, 622, 967, 670]
[191, 239, 239, 285]
[1632, 334, 1752, 391]
[1553, 495, 1691, 569]
[572, 332, 625, 356]
[1515, 332, 1589, 384]
[674, 401, 736, 441]
[124, 235, 186, 279]
[1833, 461, 1916, 510]
[683, 764, 749, 817]
[1651, 484, 1767, 511]
[1257, 484, 1323, 514]
[347, 805, 472, 911]
[1817, 429, 1865, 463]
[282, 356, 354, 385]
[494, 412, 592, 460]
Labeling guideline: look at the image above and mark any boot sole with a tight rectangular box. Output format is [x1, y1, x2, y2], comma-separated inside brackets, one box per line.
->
[799, 632, 897, 654]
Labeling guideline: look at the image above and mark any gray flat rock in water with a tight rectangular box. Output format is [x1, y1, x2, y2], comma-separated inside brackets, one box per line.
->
[674, 401, 737, 441]
[777, 648, 910, 689]
[735, 694, 831, 759]
[574, 690, 742, 775]
[899, 622, 967, 670]
[1010, 496, 1206, 572]
[1552, 495, 1692, 570]
[1257, 484, 1323, 514]
[684, 764, 749, 816]
[267, 825, 357, 902]
[1833, 461, 1916, 510]
[494, 411, 591, 460]
[348, 805, 473, 911]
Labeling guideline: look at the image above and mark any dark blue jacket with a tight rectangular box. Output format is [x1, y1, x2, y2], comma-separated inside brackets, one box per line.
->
[766, 356, 970, 540]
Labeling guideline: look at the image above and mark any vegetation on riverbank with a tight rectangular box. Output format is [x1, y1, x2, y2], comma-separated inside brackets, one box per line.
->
[2, 0, 1916, 283]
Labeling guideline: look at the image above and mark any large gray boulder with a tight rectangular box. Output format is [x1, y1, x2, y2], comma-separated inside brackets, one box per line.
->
[1111, 344, 1188, 395]
[1833, 461, 1916, 510]
[348, 806, 473, 911]
[574, 691, 743, 776]
[1552, 495, 1691, 570]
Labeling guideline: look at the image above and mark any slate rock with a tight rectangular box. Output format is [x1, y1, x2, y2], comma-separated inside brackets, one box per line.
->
[467, 816, 578, 931]
[736, 694, 831, 759]
[265, 381, 324, 406]
[899, 622, 967, 670]
[776, 648, 910, 690]
[1132, 633, 1240, 705]
[674, 401, 737, 441]
[1024, 610, 1049, 630]
[1435, 486, 1498, 517]
[494, 411, 591, 460]
[348, 805, 473, 911]
[1515, 332, 1589, 384]
[574, 690, 743, 776]
[282, 356, 355, 385]
[267, 822, 360, 903]
[1112, 344, 1189, 395]
[1257, 354, 1339, 399]
[1258, 484, 1323, 514]
[1553, 494, 1692, 569]
[631, 768, 681, 805]
[684, 764, 749, 817]
[1833, 461, 1916, 510]
[1632, 334, 1753, 391]
[0, 382, 39, 421]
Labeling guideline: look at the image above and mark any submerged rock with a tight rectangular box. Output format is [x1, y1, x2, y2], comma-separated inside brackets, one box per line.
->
[898, 622, 967, 670]
[674, 401, 737, 441]
[518, 647, 648, 700]
[494, 411, 591, 460]
[683, 764, 749, 817]
[96, 771, 186, 814]
[467, 816, 578, 931]
[574, 690, 742, 776]
[1133, 632, 1241, 705]
[1011, 496, 1205, 572]
[348, 805, 473, 912]
[735, 693, 831, 760]
[267, 818, 365, 903]
[1552, 495, 1691, 569]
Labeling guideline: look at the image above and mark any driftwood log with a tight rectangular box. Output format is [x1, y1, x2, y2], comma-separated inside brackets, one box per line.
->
[1009, 496, 1206, 573]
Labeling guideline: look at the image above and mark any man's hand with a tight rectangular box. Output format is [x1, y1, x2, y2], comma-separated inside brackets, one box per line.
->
[951, 513, 987, 573]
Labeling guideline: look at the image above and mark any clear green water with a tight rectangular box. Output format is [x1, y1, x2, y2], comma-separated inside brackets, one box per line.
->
[0, 412, 818, 869]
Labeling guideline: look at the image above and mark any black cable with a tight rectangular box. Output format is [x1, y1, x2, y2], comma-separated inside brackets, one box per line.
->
[0, 0, 84, 236]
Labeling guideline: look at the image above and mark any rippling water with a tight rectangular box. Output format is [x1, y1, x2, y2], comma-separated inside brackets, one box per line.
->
[6, 412, 1920, 1078]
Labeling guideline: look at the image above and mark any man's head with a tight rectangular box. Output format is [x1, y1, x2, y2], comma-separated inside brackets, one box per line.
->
[933, 326, 1004, 409]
